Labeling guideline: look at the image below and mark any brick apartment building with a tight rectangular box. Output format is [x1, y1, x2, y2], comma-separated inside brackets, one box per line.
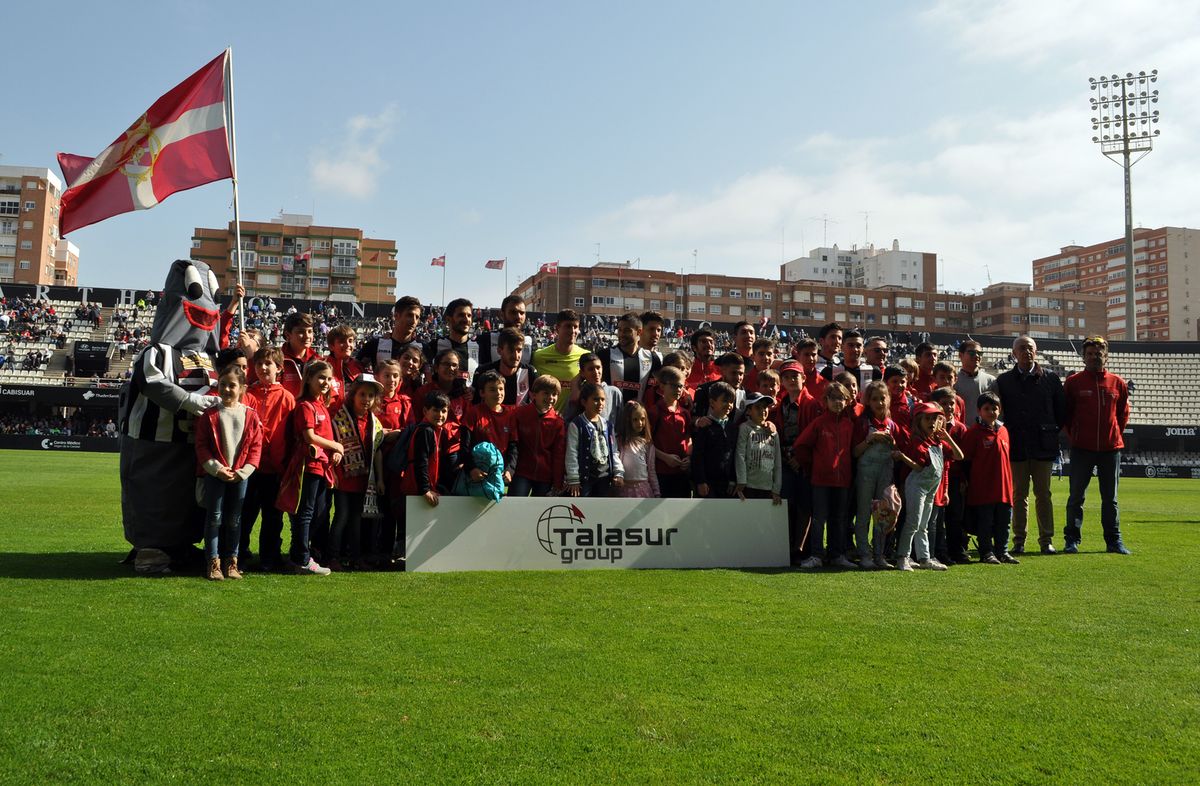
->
[1032, 226, 1199, 341]
[513, 261, 1104, 341]
[191, 214, 396, 304]
[0, 165, 79, 287]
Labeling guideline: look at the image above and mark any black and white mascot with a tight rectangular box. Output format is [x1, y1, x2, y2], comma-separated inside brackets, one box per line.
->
[119, 259, 222, 573]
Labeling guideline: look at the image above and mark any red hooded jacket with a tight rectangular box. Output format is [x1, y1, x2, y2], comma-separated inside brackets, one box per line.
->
[1063, 369, 1130, 452]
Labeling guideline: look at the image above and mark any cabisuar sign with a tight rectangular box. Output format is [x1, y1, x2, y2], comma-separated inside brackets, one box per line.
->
[405, 497, 788, 572]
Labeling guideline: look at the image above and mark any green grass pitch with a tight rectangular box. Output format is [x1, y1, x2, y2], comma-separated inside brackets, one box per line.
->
[0, 451, 1197, 783]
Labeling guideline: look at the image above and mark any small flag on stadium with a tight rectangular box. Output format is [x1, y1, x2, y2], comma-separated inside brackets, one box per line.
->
[485, 259, 505, 270]
[431, 255, 446, 267]
[294, 249, 312, 262]
[56, 50, 234, 236]
[540, 260, 559, 273]
[370, 251, 382, 263]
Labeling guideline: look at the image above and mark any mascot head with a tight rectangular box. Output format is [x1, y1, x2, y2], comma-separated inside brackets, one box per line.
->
[150, 259, 222, 353]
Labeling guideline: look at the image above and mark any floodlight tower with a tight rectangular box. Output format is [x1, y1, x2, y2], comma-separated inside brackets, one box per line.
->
[1089, 70, 1160, 341]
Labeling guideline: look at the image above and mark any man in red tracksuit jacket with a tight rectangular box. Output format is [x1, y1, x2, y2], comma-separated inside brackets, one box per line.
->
[1062, 336, 1131, 555]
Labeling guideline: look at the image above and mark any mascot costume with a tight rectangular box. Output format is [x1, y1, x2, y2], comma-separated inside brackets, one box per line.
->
[119, 259, 223, 573]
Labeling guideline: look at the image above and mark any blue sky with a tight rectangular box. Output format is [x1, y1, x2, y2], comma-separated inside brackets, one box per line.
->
[8, 1, 1199, 306]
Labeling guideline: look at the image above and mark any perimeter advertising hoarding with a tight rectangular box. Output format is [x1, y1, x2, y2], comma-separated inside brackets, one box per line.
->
[406, 497, 789, 572]
[0, 435, 119, 452]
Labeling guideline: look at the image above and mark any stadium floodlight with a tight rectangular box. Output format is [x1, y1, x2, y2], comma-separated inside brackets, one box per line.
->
[1089, 69, 1161, 341]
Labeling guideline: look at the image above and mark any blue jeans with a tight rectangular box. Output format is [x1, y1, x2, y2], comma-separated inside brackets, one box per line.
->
[509, 476, 553, 497]
[854, 444, 894, 561]
[809, 484, 850, 560]
[289, 474, 330, 565]
[330, 490, 365, 562]
[972, 503, 1012, 558]
[203, 475, 248, 560]
[1065, 448, 1122, 547]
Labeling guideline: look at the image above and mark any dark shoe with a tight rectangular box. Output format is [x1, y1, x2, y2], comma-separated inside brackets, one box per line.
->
[1041, 544, 1057, 555]
[952, 553, 973, 565]
[1010, 544, 1024, 556]
[1107, 542, 1131, 555]
[999, 553, 1021, 565]
[982, 554, 1002, 565]
[1063, 542, 1079, 554]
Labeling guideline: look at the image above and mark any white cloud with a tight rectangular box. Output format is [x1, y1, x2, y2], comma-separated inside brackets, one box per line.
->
[310, 105, 399, 199]
[920, 0, 1200, 66]
[588, 3, 1200, 298]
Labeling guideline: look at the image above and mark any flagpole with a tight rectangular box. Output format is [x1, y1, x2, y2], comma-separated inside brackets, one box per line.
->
[441, 255, 446, 307]
[504, 257, 508, 296]
[223, 47, 245, 332]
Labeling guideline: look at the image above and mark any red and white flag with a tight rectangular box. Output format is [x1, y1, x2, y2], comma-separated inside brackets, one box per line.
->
[57, 50, 233, 236]
[485, 259, 505, 270]
[539, 260, 559, 273]
[294, 249, 312, 262]
[431, 255, 446, 267]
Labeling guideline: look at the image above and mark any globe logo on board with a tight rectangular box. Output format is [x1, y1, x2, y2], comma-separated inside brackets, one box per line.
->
[537, 504, 585, 555]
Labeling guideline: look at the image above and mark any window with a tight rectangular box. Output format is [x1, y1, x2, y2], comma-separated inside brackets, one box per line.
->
[387, 270, 396, 279]
[728, 306, 742, 316]
[813, 293, 826, 304]
[935, 301, 946, 311]
[1011, 315, 1021, 324]
[573, 280, 584, 289]
[688, 284, 705, 296]
[709, 304, 722, 314]
[23, 220, 33, 230]
[728, 289, 742, 299]
[709, 288, 722, 297]
[896, 297, 912, 308]
[19, 260, 32, 269]
[314, 240, 330, 250]
[747, 289, 762, 300]
[0, 201, 17, 216]
[574, 297, 585, 307]
[914, 300, 925, 309]
[1028, 296, 1048, 308]
[260, 236, 281, 248]
[1011, 298, 1021, 308]
[764, 292, 772, 301]
[650, 300, 660, 309]
[593, 278, 607, 288]
[849, 294, 864, 306]
[191, 239, 202, 249]
[309, 276, 330, 289]
[19, 240, 32, 250]
[688, 302, 706, 313]
[332, 239, 357, 255]
[24, 201, 36, 211]
[256, 273, 279, 286]
[591, 296, 606, 305]
[834, 295, 846, 305]
[793, 290, 810, 303]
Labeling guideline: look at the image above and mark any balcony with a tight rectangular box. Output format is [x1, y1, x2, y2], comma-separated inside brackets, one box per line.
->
[333, 282, 356, 295]
[331, 263, 358, 278]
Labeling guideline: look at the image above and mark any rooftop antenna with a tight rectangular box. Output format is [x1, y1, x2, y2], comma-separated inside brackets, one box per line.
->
[984, 264, 993, 285]
[860, 210, 871, 248]
[810, 214, 839, 247]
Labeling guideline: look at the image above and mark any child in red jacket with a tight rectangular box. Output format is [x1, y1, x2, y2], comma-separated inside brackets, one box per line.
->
[240, 346, 295, 572]
[960, 392, 1018, 564]
[792, 382, 857, 569]
[195, 366, 263, 581]
[510, 375, 566, 496]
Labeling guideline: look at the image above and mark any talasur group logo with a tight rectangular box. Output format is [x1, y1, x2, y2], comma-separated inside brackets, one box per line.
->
[536, 503, 678, 565]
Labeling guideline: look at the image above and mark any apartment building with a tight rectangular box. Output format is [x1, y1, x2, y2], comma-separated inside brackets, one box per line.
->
[1032, 226, 1198, 341]
[191, 214, 396, 304]
[0, 165, 79, 286]
[513, 262, 1103, 340]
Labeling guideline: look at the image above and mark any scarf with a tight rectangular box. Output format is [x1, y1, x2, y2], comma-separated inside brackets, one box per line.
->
[332, 405, 371, 478]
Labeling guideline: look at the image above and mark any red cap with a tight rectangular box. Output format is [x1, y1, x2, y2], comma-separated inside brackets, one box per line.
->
[915, 402, 943, 417]
[778, 360, 803, 374]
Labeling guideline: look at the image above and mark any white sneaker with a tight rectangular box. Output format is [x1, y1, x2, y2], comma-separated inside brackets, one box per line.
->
[831, 555, 857, 569]
[917, 559, 948, 571]
[897, 556, 915, 572]
[291, 558, 331, 576]
[874, 556, 895, 570]
[799, 556, 824, 569]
